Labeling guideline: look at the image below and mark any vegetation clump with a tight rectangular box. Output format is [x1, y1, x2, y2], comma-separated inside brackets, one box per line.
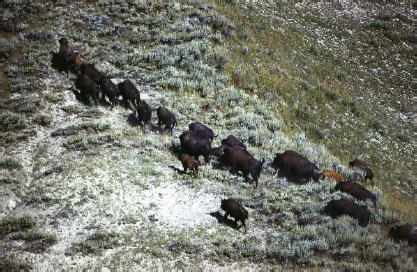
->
[0, 215, 36, 236]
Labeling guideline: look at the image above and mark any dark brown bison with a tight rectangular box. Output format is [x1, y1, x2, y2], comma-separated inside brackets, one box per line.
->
[179, 130, 211, 164]
[189, 122, 216, 143]
[98, 76, 118, 110]
[222, 146, 264, 188]
[334, 181, 377, 205]
[136, 100, 152, 131]
[57, 37, 76, 77]
[324, 198, 371, 227]
[389, 223, 417, 246]
[80, 63, 104, 84]
[178, 153, 198, 177]
[221, 135, 246, 149]
[349, 159, 374, 184]
[157, 107, 177, 135]
[221, 199, 248, 233]
[272, 150, 320, 184]
[117, 80, 141, 109]
[75, 74, 100, 106]
[322, 169, 346, 182]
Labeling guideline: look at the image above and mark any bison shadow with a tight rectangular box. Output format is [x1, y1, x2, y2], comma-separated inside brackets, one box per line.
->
[208, 211, 239, 231]
[167, 165, 195, 177]
[70, 88, 94, 106]
[210, 160, 227, 171]
[149, 123, 163, 133]
[127, 113, 140, 127]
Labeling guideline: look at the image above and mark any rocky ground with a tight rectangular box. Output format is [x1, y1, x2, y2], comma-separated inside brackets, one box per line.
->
[0, 2, 416, 270]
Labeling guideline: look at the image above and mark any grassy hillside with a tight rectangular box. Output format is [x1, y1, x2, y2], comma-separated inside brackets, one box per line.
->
[214, 1, 416, 218]
[0, 1, 415, 270]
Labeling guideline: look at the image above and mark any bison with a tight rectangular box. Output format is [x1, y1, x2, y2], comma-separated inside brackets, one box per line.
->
[80, 63, 104, 84]
[272, 150, 320, 184]
[136, 100, 152, 131]
[57, 37, 76, 77]
[349, 159, 374, 184]
[389, 223, 417, 246]
[98, 76, 119, 109]
[75, 74, 100, 106]
[221, 199, 248, 233]
[324, 198, 371, 227]
[178, 153, 198, 177]
[157, 107, 177, 135]
[222, 146, 264, 188]
[117, 79, 141, 110]
[221, 135, 246, 149]
[322, 169, 346, 182]
[334, 181, 377, 205]
[179, 130, 211, 164]
[189, 122, 216, 143]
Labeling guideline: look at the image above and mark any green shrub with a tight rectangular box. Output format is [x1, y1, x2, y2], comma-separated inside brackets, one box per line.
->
[0, 112, 26, 130]
[10, 231, 57, 253]
[71, 230, 120, 255]
[0, 215, 36, 236]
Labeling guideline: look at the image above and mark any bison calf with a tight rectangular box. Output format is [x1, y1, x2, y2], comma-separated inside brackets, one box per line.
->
[322, 169, 346, 182]
[180, 130, 211, 164]
[136, 100, 152, 131]
[118, 80, 141, 109]
[98, 76, 119, 110]
[157, 107, 177, 135]
[389, 223, 417, 246]
[324, 198, 371, 227]
[272, 150, 320, 184]
[349, 159, 374, 184]
[222, 146, 264, 188]
[221, 199, 248, 233]
[178, 153, 198, 177]
[189, 122, 215, 143]
[334, 181, 377, 205]
[75, 74, 100, 106]
[221, 135, 246, 149]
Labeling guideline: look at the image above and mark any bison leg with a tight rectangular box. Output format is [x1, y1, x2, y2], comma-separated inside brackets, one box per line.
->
[230, 164, 238, 175]
[203, 153, 210, 164]
[241, 220, 247, 234]
[253, 177, 258, 188]
[223, 212, 229, 221]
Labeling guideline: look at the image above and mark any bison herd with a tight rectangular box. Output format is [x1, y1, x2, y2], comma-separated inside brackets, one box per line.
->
[50, 38, 414, 244]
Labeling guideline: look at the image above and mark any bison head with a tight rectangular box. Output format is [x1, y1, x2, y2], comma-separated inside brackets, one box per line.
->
[389, 226, 401, 239]
[250, 158, 265, 187]
[59, 37, 69, 46]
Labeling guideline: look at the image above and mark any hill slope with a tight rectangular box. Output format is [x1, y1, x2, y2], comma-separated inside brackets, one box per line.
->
[0, 2, 415, 270]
